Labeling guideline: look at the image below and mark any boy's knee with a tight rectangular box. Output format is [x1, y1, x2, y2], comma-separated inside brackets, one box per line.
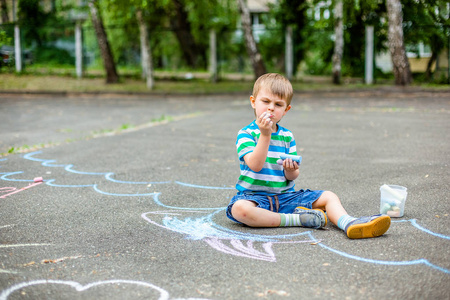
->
[322, 191, 339, 200]
[231, 200, 254, 221]
[314, 191, 341, 209]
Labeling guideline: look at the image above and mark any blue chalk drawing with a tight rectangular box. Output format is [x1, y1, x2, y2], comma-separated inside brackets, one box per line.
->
[1, 171, 34, 182]
[19, 151, 168, 197]
[398, 219, 450, 240]
[151, 193, 224, 211]
[317, 239, 450, 274]
[175, 181, 234, 190]
[0, 150, 449, 274]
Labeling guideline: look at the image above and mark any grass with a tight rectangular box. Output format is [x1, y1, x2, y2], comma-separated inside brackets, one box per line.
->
[0, 73, 255, 94]
[0, 71, 448, 95]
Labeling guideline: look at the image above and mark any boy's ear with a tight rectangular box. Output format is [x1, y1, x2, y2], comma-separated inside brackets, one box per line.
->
[250, 95, 256, 108]
[285, 104, 292, 112]
[282, 104, 291, 116]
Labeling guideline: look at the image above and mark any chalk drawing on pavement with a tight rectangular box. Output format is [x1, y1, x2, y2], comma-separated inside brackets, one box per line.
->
[0, 279, 210, 300]
[141, 195, 450, 274]
[0, 177, 43, 199]
[0, 225, 51, 274]
[0, 151, 449, 274]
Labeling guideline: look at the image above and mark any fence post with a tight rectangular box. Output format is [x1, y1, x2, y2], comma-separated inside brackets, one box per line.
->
[285, 26, 293, 80]
[365, 25, 374, 84]
[14, 24, 22, 72]
[12, 0, 22, 72]
[71, 3, 88, 79]
[209, 29, 217, 83]
[75, 21, 83, 78]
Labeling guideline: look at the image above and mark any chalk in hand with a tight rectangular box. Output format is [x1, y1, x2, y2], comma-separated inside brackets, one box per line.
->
[262, 112, 273, 120]
[277, 154, 302, 165]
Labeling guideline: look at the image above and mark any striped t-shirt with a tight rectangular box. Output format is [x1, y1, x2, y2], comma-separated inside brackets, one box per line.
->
[235, 121, 297, 195]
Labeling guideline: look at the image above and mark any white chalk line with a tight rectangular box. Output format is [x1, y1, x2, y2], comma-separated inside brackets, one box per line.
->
[0, 243, 51, 248]
[0, 269, 18, 274]
[0, 279, 210, 300]
[0, 225, 14, 229]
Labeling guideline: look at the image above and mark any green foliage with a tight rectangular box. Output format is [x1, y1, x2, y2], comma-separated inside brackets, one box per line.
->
[0, 29, 11, 46]
[4, 0, 447, 83]
[269, 0, 310, 74]
[303, 43, 332, 75]
[216, 30, 248, 73]
[17, 0, 73, 47]
[402, 0, 448, 57]
[18, 0, 47, 46]
[152, 31, 184, 70]
[257, 28, 285, 73]
[97, 0, 239, 70]
[34, 46, 74, 65]
[119, 123, 133, 130]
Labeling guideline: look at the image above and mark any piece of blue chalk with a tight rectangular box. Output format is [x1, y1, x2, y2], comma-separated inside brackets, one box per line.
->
[277, 154, 302, 165]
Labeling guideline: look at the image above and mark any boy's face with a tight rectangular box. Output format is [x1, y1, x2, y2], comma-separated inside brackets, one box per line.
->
[250, 87, 291, 128]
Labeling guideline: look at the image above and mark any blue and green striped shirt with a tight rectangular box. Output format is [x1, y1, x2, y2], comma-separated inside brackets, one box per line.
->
[235, 121, 297, 195]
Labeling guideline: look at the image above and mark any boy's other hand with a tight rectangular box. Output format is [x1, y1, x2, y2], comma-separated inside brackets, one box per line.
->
[283, 158, 300, 181]
[283, 158, 299, 171]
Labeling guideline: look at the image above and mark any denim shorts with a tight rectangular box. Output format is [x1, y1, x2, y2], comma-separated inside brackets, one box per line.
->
[226, 189, 324, 224]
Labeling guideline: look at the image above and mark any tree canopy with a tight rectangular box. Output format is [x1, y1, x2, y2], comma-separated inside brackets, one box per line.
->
[1, 0, 448, 83]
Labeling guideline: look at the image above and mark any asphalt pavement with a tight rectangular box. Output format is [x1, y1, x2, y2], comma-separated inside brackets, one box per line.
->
[0, 89, 449, 299]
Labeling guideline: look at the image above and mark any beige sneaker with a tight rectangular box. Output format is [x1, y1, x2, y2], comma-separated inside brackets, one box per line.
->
[345, 214, 391, 239]
[293, 206, 328, 229]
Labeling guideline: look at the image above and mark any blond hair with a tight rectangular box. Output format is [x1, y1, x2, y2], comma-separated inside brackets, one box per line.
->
[252, 73, 293, 105]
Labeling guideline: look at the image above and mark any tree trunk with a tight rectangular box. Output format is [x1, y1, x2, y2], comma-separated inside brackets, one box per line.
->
[169, 0, 204, 68]
[424, 50, 437, 81]
[136, 9, 154, 90]
[1, 0, 9, 23]
[88, 0, 119, 84]
[386, 0, 412, 86]
[332, 0, 344, 85]
[237, 0, 267, 79]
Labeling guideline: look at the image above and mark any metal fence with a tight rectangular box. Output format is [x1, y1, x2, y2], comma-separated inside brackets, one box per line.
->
[1, 23, 288, 76]
[1, 22, 449, 84]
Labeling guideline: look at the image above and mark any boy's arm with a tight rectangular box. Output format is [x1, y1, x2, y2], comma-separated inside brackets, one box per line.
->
[243, 133, 271, 172]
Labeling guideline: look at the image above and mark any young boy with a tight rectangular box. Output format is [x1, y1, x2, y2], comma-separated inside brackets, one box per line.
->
[226, 73, 391, 239]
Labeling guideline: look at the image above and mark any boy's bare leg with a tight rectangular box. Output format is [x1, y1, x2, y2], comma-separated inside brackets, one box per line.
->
[313, 191, 391, 239]
[312, 191, 348, 226]
[231, 200, 281, 227]
[231, 199, 327, 228]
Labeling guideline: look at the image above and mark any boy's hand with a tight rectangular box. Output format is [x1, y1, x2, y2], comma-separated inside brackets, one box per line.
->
[283, 158, 299, 181]
[256, 111, 273, 135]
[283, 158, 299, 171]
